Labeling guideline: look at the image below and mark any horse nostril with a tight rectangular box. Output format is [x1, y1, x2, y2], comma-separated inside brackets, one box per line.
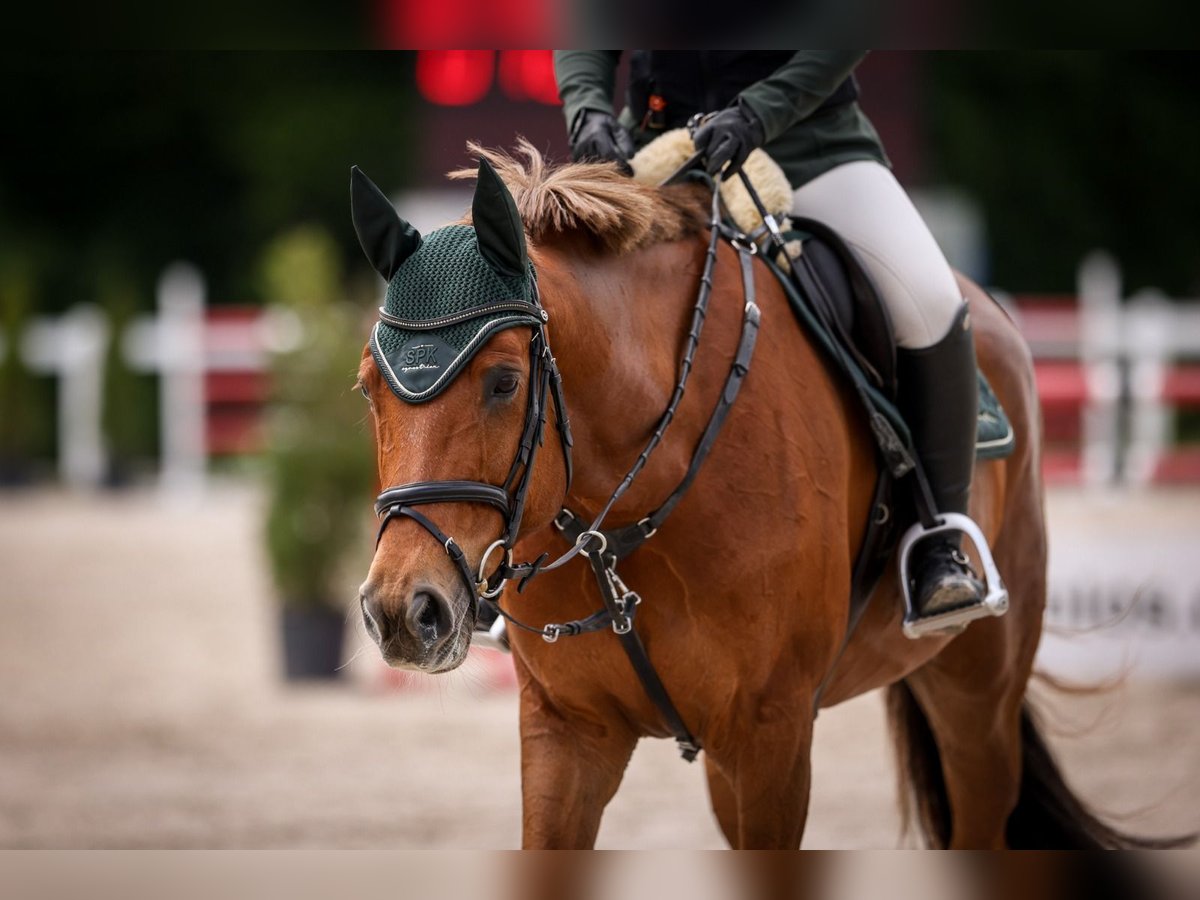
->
[361, 594, 387, 644]
[406, 590, 450, 646]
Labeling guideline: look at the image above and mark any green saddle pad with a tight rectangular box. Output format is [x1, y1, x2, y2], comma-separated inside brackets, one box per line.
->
[976, 370, 1014, 460]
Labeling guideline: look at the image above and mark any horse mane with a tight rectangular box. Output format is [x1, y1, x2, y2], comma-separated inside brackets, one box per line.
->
[448, 139, 707, 254]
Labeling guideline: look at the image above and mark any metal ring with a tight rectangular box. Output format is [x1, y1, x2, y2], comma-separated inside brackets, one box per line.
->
[637, 517, 659, 539]
[476, 539, 513, 599]
[575, 529, 608, 557]
[873, 504, 890, 526]
[728, 235, 759, 255]
[553, 507, 576, 532]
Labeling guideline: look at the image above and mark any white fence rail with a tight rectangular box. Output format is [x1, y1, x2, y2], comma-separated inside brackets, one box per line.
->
[9, 260, 298, 494]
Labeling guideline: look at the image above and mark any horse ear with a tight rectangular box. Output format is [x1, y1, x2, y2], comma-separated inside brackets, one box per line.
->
[472, 158, 527, 278]
[351, 166, 422, 281]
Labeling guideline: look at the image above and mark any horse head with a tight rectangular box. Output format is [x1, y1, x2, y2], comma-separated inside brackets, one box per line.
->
[352, 160, 569, 672]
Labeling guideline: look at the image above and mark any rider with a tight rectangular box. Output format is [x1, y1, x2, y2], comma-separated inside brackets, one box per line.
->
[553, 51, 985, 622]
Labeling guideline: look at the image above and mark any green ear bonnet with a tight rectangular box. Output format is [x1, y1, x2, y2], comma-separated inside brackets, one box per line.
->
[351, 161, 544, 402]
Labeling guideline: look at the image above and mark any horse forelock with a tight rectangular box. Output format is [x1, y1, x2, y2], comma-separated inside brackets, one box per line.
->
[448, 139, 707, 255]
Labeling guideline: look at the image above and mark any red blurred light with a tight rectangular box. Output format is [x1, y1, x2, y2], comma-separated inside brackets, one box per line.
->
[498, 50, 561, 105]
[416, 50, 495, 106]
[377, 0, 558, 48]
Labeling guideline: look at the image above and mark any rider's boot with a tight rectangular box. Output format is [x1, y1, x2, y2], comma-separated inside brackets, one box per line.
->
[898, 302, 985, 617]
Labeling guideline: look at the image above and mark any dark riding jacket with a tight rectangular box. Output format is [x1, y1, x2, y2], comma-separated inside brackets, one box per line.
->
[553, 50, 889, 189]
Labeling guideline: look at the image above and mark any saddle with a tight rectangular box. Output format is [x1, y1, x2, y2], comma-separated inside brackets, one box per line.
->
[786, 216, 898, 397]
[780, 218, 1014, 461]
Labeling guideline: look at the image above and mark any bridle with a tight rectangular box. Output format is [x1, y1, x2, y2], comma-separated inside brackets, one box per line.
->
[373, 272, 574, 621]
[373, 178, 762, 761]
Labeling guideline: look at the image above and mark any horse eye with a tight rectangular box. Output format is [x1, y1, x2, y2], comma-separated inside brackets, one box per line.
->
[358, 383, 372, 403]
[494, 372, 520, 396]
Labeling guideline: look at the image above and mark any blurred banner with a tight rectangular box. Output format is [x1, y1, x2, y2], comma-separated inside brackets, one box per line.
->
[1039, 489, 1200, 679]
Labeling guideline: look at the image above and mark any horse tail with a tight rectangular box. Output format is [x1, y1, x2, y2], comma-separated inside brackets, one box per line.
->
[885, 681, 951, 848]
[887, 681, 1196, 848]
[1005, 701, 1196, 849]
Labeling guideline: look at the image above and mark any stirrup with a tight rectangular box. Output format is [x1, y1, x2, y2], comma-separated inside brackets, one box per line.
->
[472, 613, 511, 653]
[898, 512, 1009, 639]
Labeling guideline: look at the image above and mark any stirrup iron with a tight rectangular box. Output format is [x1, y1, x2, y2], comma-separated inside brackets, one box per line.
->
[898, 512, 1008, 639]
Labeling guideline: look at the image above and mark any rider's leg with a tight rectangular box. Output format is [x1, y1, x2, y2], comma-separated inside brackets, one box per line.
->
[791, 160, 983, 614]
[896, 304, 986, 612]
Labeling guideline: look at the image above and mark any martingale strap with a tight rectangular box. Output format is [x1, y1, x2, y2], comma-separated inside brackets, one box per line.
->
[585, 541, 701, 761]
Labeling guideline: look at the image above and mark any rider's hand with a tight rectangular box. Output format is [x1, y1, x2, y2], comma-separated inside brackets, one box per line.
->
[691, 100, 766, 180]
[569, 109, 636, 176]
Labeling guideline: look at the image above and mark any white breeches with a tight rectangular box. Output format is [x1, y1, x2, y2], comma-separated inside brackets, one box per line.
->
[790, 160, 964, 350]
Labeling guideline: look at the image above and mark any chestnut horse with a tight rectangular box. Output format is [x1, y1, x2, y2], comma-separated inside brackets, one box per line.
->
[354, 144, 1152, 849]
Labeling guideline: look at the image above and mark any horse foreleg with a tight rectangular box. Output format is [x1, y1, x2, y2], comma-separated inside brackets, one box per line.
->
[705, 706, 816, 848]
[703, 754, 739, 845]
[517, 678, 638, 848]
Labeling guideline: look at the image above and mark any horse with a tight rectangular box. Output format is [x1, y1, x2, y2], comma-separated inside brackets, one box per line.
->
[352, 141, 1165, 849]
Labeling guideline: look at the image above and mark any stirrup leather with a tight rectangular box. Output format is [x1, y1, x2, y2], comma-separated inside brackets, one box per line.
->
[898, 512, 1009, 639]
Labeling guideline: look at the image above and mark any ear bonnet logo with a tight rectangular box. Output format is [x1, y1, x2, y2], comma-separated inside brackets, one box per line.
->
[400, 344, 439, 372]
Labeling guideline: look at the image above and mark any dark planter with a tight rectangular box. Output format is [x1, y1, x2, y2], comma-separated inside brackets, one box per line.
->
[280, 606, 346, 680]
[0, 457, 34, 488]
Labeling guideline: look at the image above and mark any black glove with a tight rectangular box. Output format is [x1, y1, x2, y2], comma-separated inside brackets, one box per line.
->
[569, 109, 636, 175]
[691, 100, 766, 180]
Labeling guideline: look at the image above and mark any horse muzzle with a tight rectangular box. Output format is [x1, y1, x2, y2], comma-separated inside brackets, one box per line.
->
[359, 582, 472, 672]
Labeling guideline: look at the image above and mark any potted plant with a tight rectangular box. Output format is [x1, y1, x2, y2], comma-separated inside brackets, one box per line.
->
[260, 225, 374, 680]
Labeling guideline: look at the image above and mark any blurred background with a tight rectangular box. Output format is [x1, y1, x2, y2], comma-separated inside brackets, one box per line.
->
[1, 51, 1197, 848]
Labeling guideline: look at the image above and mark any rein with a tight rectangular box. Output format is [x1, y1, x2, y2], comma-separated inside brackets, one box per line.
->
[373, 182, 761, 761]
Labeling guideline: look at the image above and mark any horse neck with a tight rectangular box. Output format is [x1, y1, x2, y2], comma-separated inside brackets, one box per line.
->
[536, 238, 709, 513]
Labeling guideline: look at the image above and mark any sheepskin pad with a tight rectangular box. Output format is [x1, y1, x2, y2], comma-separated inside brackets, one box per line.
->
[630, 129, 794, 237]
